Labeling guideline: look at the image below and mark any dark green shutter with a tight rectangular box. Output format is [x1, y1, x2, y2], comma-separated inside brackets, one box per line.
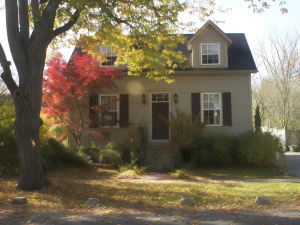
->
[119, 94, 129, 127]
[89, 94, 99, 128]
[222, 92, 232, 126]
[191, 93, 201, 121]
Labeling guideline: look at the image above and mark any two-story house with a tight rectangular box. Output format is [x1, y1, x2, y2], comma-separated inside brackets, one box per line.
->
[70, 20, 257, 168]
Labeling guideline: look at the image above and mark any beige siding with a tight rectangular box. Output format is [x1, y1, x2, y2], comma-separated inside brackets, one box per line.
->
[190, 25, 229, 68]
[76, 73, 253, 147]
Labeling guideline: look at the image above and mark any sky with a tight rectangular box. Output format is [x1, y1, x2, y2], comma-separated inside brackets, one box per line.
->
[0, 0, 300, 75]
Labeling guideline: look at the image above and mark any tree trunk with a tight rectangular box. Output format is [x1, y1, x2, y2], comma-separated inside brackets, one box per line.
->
[14, 55, 48, 191]
[15, 104, 47, 190]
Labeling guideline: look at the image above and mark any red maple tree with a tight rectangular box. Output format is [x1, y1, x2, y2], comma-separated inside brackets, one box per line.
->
[43, 52, 119, 149]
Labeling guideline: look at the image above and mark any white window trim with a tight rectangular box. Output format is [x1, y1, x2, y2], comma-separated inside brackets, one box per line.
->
[99, 94, 119, 128]
[200, 43, 221, 65]
[201, 93, 222, 127]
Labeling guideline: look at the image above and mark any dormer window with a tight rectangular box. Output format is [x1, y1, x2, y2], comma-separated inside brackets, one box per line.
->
[100, 46, 117, 66]
[201, 43, 220, 65]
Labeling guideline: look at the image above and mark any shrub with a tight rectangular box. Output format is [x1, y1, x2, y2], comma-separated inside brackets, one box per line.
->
[289, 145, 300, 152]
[189, 131, 234, 167]
[0, 128, 18, 176]
[117, 139, 142, 166]
[79, 144, 101, 163]
[42, 139, 90, 169]
[169, 111, 205, 165]
[99, 142, 123, 167]
[235, 131, 284, 167]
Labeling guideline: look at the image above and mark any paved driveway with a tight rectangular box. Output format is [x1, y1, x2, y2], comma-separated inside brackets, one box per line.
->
[285, 152, 300, 177]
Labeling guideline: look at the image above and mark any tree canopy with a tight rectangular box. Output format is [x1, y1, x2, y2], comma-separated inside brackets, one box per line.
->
[43, 52, 119, 148]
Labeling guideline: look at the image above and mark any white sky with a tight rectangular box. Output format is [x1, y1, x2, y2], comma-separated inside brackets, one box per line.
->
[0, 0, 299, 75]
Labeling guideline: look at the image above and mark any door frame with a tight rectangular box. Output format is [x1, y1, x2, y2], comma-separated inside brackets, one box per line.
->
[148, 92, 172, 142]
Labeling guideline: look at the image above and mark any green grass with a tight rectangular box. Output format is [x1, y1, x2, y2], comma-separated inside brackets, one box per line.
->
[0, 168, 299, 216]
[170, 167, 294, 180]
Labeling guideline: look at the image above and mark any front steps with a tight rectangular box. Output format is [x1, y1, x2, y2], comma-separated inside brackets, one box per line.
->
[145, 142, 175, 171]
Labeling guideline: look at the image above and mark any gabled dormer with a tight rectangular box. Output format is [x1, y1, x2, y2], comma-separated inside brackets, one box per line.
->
[187, 20, 232, 69]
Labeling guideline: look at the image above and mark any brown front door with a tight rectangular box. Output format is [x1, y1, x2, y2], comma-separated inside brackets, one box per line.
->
[152, 93, 169, 140]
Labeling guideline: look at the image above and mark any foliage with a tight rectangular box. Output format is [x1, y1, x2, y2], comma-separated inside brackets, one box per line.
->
[170, 112, 285, 168]
[43, 53, 119, 149]
[117, 139, 141, 166]
[235, 131, 284, 167]
[169, 111, 205, 165]
[0, 126, 89, 176]
[189, 131, 234, 167]
[99, 142, 123, 168]
[79, 144, 101, 163]
[0, 97, 15, 130]
[0, 128, 18, 176]
[42, 139, 90, 169]
[289, 145, 300, 152]
[254, 105, 262, 132]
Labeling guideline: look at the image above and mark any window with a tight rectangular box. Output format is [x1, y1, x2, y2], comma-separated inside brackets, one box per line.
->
[202, 93, 221, 126]
[152, 93, 169, 102]
[100, 46, 117, 66]
[99, 94, 119, 127]
[201, 43, 220, 65]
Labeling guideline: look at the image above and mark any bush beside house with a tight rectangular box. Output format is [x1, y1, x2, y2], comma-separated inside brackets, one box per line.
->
[182, 131, 285, 168]
[170, 112, 285, 169]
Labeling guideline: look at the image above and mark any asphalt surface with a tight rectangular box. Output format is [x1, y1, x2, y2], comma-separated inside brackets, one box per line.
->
[285, 152, 300, 177]
[1, 209, 300, 225]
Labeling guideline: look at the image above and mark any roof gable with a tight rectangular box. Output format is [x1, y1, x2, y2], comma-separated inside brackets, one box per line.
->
[188, 20, 232, 45]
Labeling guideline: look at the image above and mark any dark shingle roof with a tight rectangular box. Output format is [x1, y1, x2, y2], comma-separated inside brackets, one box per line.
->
[71, 33, 257, 72]
[180, 33, 257, 72]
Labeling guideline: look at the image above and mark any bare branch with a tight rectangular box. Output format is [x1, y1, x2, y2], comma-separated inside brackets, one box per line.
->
[0, 43, 19, 95]
[29, 0, 60, 51]
[5, 0, 27, 76]
[19, 0, 29, 42]
[49, 10, 80, 40]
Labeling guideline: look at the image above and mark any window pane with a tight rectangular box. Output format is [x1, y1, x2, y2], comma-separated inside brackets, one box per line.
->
[152, 93, 168, 102]
[202, 55, 208, 64]
[202, 44, 207, 52]
[101, 111, 118, 126]
[209, 44, 219, 54]
[203, 110, 220, 125]
[203, 101, 209, 109]
[110, 96, 117, 110]
[208, 102, 214, 109]
[101, 96, 107, 110]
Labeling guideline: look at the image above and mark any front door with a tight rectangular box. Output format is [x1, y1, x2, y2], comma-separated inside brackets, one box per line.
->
[152, 93, 169, 140]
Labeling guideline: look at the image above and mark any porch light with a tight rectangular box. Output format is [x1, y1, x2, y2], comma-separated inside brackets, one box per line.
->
[142, 94, 146, 104]
[174, 93, 178, 104]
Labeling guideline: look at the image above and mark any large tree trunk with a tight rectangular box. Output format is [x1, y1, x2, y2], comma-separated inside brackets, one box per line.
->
[14, 55, 48, 191]
[15, 104, 47, 190]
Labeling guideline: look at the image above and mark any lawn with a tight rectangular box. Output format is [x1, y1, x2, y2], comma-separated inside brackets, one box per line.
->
[0, 168, 300, 217]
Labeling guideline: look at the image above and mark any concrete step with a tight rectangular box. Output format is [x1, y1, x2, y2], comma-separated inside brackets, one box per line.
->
[145, 143, 174, 170]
